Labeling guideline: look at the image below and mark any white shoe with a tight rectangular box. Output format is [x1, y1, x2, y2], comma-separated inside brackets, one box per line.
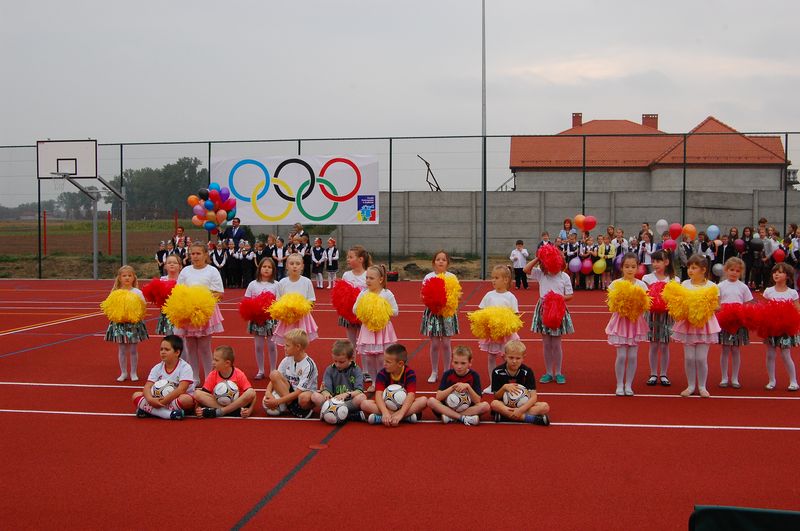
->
[427, 373, 438, 384]
[116, 374, 128, 382]
[624, 387, 634, 396]
[441, 415, 452, 424]
[482, 386, 492, 394]
[615, 387, 624, 396]
[461, 415, 479, 426]
[130, 374, 139, 382]
[404, 414, 418, 423]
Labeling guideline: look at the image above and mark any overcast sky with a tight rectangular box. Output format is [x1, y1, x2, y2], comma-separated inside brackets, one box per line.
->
[1, 1, 798, 202]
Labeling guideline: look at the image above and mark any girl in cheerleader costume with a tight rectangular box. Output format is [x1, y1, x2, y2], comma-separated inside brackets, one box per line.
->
[716, 257, 753, 389]
[244, 257, 279, 379]
[605, 253, 650, 396]
[353, 265, 399, 392]
[476, 264, 520, 393]
[420, 251, 461, 383]
[155, 254, 182, 336]
[641, 250, 678, 387]
[337, 245, 371, 376]
[762, 262, 799, 391]
[273, 253, 318, 345]
[103, 265, 149, 382]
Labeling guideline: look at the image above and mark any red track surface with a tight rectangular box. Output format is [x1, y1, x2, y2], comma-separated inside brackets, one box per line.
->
[1, 279, 799, 529]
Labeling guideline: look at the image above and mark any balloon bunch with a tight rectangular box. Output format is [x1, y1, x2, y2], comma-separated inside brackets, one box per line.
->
[187, 183, 237, 235]
[573, 214, 597, 232]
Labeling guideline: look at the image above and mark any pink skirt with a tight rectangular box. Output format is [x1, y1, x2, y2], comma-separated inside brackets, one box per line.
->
[605, 314, 648, 346]
[479, 333, 520, 355]
[273, 314, 319, 345]
[173, 305, 224, 338]
[671, 316, 721, 345]
[356, 323, 398, 355]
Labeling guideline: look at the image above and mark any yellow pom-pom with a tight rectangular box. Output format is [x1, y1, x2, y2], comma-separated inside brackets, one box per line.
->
[100, 289, 146, 323]
[686, 284, 719, 327]
[355, 292, 393, 332]
[662, 281, 688, 322]
[162, 285, 217, 328]
[468, 307, 523, 341]
[269, 292, 312, 325]
[440, 273, 462, 318]
[607, 280, 651, 321]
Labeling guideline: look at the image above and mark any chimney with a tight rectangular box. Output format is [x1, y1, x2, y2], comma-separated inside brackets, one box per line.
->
[572, 112, 582, 128]
[642, 113, 659, 129]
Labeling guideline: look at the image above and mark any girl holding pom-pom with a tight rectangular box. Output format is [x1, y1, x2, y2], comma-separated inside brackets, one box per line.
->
[717, 257, 752, 389]
[524, 245, 574, 384]
[244, 257, 279, 379]
[669, 254, 720, 398]
[273, 253, 318, 345]
[174, 242, 225, 386]
[605, 253, 650, 396]
[477, 265, 520, 392]
[642, 250, 678, 387]
[155, 254, 182, 336]
[762, 262, 799, 391]
[353, 265, 398, 391]
[420, 251, 461, 383]
[341, 245, 371, 364]
[104, 265, 148, 382]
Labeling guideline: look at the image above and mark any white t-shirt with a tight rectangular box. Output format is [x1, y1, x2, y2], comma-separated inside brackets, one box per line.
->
[277, 354, 319, 391]
[609, 278, 648, 291]
[342, 270, 367, 290]
[509, 248, 530, 269]
[352, 288, 399, 316]
[681, 279, 716, 291]
[245, 280, 277, 298]
[126, 287, 146, 303]
[276, 275, 316, 301]
[478, 290, 519, 312]
[423, 271, 456, 282]
[147, 358, 195, 395]
[528, 268, 573, 298]
[642, 273, 679, 287]
[763, 286, 799, 302]
[717, 279, 754, 304]
[177, 265, 224, 293]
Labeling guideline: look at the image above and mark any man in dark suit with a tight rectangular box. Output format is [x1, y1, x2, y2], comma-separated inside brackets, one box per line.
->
[221, 217, 246, 250]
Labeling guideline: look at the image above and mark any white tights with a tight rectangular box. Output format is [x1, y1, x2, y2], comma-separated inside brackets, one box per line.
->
[183, 335, 213, 384]
[362, 354, 384, 383]
[766, 345, 798, 387]
[720, 345, 741, 384]
[117, 344, 138, 378]
[254, 336, 278, 374]
[327, 272, 337, 287]
[541, 335, 563, 376]
[615, 345, 638, 391]
[683, 343, 710, 393]
[648, 342, 670, 376]
[429, 337, 452, 376]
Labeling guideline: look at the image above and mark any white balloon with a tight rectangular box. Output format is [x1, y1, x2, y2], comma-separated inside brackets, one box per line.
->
[753, 233, 761, 239]
[655, 219, 669, 234]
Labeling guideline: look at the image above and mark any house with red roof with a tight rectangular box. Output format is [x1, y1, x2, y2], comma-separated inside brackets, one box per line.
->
[509, 114, 788, 193]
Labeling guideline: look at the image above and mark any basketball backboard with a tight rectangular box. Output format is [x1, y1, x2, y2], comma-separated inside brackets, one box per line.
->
[37, 140, 97, 179]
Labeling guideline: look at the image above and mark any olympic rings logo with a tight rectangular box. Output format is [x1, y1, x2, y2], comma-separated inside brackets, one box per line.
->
[228, 157, 362, 222]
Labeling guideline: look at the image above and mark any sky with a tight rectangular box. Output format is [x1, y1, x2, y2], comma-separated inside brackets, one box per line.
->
[1, 0, 799, 201]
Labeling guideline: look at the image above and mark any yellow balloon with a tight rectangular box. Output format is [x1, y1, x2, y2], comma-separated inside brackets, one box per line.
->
[592, 258, 606, 274]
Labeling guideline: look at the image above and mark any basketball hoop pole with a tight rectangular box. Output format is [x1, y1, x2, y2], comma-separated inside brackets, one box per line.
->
[56, 174, 101, 280]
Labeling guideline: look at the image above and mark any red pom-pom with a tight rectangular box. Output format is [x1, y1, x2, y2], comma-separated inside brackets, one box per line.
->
[754, 300, 800, 338]
[421, 276, 447, 315]
[716, 302, 745, 334]
[142, 278, 176, 307]
[537, 244, 564, 275]
[648, 282, 668, 313]
[238, 291, 276, 325]
[331, 281, 361, 325]
[542, 291, 566, 329]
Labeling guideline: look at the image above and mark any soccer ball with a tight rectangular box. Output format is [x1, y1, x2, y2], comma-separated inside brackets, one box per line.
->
[382, 384, 407, 411]
[320, 398, 349, 425]
[213, 380, 240, 406]
[445, 390, 472, 412]
[264, 390, 288, 416]
[502, 384, 530, 408]
[151, 379, 176, 399]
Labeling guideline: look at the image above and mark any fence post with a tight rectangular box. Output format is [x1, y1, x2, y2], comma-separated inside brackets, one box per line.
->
[581, 135, 586, 214]
[120, 144, 127, 267]
[783, 133, 789, 237]
[43, 209, 47, 257]
[681, 134, 687, 224]
[388, 137, 393, 271]
[107, 210, 112, 254]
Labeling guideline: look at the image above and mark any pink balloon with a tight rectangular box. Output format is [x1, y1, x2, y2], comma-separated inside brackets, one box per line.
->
[192, 204, 206, 217]
[580, 258, 593, 275]
[669, 223, 683, 240]
[734, 238, 745, 252]
[662, 239, 677, 251]
[568, 257, 582, 273]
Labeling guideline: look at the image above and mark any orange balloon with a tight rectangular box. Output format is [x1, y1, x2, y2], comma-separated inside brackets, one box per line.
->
[574, 214, 586, 230]
[187, 195, 200, 207]
[206, 210, 216, 222]
[683, 223, 697, 240]
[216, 210, 227, 224]
[191, 215, 203, 227]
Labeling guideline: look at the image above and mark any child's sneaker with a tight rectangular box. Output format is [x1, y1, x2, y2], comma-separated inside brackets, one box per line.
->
[555, 374, 566, 384]
[461, 415, 479, 426]
[135, 408, 150, 418]
[427, 372, 438, 384]
[539, 374, 554, 384]
[404, 414, 418, 423]
[169, 409, 185, 420]
[130, 374, 139, 382]
[201, 407, 218, 418]
[254, 372, 265, 380]
[117, 373, 128, 382]
[367, 413, 382, 425]
[493, 412, 504, 423]
[531, 414, 550, 426]
[482, 385, 493, 394]
[441, 415, 452, 424]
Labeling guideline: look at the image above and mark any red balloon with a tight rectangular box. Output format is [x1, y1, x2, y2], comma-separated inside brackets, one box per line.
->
[662, 239, 677, 251]
[669, 223, 683, 240]
[209, 189, 220, 203]
[583, 215, 597, 231]
[635, 264, 646, 280]
[773, 249, 786, 263]
[580, 258, 593, 275]
[222, 198, 236, 211]
[734, 238, 746, 252]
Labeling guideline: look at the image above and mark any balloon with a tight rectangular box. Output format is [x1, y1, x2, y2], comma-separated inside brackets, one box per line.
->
[753, 233, 761, 239]
[750, 239, 764, 252]
[655, 219, 669, 235]
[226, 209, 236, 221]
[712, 263, 724, 277]
[614, 254, 624, 271]
[192, 204, 206, 217]
[206, 211, 216, 222]
[734, 239, 745, 252]
[191, 215, 203, 227]
[222, 198, 236, 211]
[204, 199, 214, 210]
[592, 259, 606, 274]
[714, 239, 723, 248]
[635, 264, 646, 280]
[580, 258, 593, 275]
[773, 249, 786, 263]
[210, 228, 219, 235]
[568, 257, 582, 273]
[669, 223, 683, 240]
[662, 239, 677, 251]
[683, 223, 697, 240]
[574, 214, 586, 230]
[198, 188, 209, 200]
[583, 215, 597, 232]
[706, 225, 720, 240]
[203, 220, 216, 231]
[209, 189, 220, 203]
[220, 187, 230, 202]
[209, 182, 221, 192]
[187, 195, 200, 207]
[216, 210, 227, 224]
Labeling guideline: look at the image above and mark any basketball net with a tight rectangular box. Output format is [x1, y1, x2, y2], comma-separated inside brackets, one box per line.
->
[53, 176, 66, 193]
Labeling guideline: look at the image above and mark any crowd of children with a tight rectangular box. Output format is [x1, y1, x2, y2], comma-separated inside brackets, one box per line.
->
[115, 218, 800, 426]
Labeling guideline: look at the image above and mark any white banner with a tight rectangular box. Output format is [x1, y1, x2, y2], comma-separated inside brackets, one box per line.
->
[211, 155, 379, 225]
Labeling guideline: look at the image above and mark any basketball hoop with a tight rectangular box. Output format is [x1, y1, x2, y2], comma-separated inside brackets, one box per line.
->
[53, 176, 66, 193]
